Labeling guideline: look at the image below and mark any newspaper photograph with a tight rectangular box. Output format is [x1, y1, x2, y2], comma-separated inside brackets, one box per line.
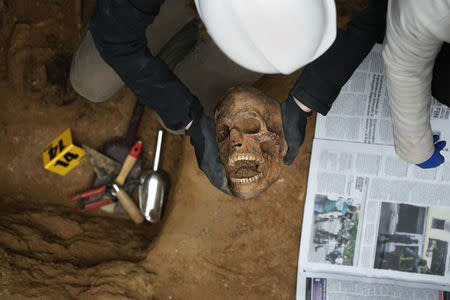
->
[298, 139, 450, 287]
[374, 202, 450, 276]
[310, 194, 360, 266]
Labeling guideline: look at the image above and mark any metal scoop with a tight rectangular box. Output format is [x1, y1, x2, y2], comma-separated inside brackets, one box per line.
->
[139, 130, 169, 223]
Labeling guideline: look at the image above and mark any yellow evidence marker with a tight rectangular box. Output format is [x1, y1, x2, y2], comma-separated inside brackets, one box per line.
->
[42, 128, 86, 176]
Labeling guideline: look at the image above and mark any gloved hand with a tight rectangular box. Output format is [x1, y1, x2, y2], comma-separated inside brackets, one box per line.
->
[186, 113, 231, 195]
[416, 135, 446, 169]
[281, 96, 311, 165]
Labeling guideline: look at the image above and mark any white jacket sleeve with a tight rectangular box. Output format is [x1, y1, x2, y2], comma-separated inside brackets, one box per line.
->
[382, 0, 450, 164]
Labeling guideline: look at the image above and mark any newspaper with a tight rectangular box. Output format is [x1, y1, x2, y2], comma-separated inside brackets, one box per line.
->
[315, 44, 450, 145]
[297, 273, 445, 300]
[297, 44, 450, 300]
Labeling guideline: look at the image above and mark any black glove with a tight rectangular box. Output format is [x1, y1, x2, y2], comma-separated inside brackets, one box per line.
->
[281, 96, 311, 165]
[186, 113, 231, 195]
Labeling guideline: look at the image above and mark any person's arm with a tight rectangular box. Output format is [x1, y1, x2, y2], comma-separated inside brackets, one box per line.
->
[382, 1, 450, 164]
[90, 0, 230, 194]
[290, 0, 388, 115]
[89, 0, 199, 131]
[282, 0, 388, 165]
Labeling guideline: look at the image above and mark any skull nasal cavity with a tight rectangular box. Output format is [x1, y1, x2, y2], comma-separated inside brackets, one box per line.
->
[230, 128, 243, 147]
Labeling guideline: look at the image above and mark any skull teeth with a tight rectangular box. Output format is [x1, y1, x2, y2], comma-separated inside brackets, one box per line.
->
[228, 154, 264, 167]
[230, 173, 263, 185]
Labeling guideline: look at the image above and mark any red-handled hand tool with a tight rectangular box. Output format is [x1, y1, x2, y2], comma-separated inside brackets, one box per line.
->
[115, 141, 142, 186]
[112, 141, 145, 224]
[70, 180, 140, 213]
[75, 141, 144, 223]
[70, 185, 112, 213]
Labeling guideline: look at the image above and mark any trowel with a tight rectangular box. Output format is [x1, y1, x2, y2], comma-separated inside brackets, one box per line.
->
[139, 130, 169, 223]
[82, 144, 140, 214]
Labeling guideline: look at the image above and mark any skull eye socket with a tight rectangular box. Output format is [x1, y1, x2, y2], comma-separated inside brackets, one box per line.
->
[237, 118, 260, 134]
[217, 125, 230, 142]
[260, 140, 279, 156]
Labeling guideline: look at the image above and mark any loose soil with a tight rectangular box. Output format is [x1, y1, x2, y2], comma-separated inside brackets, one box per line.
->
[0, 1, 365, 299]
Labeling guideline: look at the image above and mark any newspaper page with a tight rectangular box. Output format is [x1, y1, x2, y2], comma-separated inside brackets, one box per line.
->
[296, 271, 446, 300]
[314, 44, 450, 145]
[298, 139, 450, 289]
[296, 43, 450, 298]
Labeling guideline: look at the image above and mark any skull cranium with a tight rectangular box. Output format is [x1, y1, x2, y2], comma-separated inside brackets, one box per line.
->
[214, 87, 287, 199]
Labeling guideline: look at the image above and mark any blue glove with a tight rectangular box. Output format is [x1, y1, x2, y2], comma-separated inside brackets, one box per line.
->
[281, 96, 311, 165]
[416, 135, 446, 169]
[186, 113, 231, 195]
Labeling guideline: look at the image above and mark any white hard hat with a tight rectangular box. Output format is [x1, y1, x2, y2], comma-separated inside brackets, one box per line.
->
[194, 0, 336, 74]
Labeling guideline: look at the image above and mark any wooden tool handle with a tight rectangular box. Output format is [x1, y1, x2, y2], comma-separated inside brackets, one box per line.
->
[115, 156, 136, 186]
[115, 188, 144, 224]
[115, 141, 142, 186]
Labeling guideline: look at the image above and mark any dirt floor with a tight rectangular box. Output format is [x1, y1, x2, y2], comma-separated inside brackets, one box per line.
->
[0, 1, 364, 299]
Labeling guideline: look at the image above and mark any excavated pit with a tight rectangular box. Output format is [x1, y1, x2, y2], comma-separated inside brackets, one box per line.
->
[0, 3, 184, 297]
[0, 0, 366, 298]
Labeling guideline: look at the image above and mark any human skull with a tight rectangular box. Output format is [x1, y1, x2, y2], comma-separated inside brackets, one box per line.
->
[214, 87, 287, 199]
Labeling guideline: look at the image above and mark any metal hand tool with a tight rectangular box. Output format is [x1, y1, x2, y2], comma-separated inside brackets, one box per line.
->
[70, 181, 139, 213]
[82, 141, 145, 223]
[139, 130, 169, 223]
[112, 141, 145, 224]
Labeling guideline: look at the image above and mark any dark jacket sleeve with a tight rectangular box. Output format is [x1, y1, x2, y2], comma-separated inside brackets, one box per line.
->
[290, 0, 388, 115]
[89, 0, 200, 131]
